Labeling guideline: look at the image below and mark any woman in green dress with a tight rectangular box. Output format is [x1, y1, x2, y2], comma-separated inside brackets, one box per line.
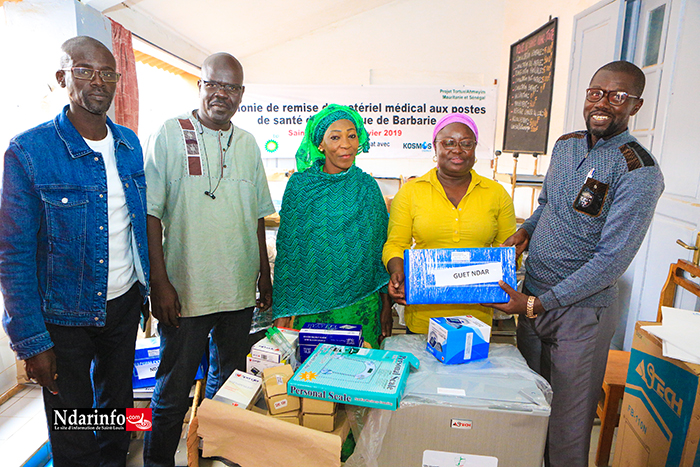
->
[272, 104, 392, 348]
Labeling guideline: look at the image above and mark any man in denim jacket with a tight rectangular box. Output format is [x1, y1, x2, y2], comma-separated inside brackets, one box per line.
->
[0, 36, 149, 466]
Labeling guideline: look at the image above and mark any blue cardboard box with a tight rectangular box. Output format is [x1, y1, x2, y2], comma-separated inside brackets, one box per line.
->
[288, 344, 419, 410]
[426, 316, 491, 364]
[299, 323, 363, 347]
[298, 323, 364, 363]
[135, 337, 160, 361]
[404, 247, 516, 305]
[133, 337, 207, 389]
[613, 322, 700, 466]
[299, 344, 317, 363]
[133, 357, 161, 389]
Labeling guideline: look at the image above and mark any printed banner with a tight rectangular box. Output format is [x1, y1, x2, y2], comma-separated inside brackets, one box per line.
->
[233, 84, 498, 160]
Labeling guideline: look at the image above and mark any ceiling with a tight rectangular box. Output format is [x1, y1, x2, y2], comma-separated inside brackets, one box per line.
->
[87, 0, 396, 68]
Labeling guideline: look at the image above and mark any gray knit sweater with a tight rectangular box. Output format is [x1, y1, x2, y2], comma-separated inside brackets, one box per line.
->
[522, 130, 664, 312]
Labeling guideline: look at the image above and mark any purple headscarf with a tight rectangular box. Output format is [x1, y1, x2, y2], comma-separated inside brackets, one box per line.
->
[432, 113, 479, 142]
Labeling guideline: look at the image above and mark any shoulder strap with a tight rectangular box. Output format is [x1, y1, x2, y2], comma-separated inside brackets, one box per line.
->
[619, 141, 655, 171]
[177, 118, 202, 176]
[557, 131, 587, 142]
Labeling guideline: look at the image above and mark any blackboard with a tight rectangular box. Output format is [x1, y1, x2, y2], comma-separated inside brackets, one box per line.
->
[503, 18, 558, 154]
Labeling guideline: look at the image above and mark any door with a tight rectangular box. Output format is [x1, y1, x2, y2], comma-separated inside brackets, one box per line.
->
[623, 0, 700, 349]
[564, 0, 624, 133]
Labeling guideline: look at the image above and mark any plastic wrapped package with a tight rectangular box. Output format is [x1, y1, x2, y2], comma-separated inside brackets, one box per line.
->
[345, 334, 552, 467]
[404, 247, 517, 305]
[250, 228, 278, 334]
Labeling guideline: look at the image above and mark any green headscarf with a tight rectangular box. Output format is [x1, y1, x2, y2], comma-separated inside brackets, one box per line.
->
[295, 104, 370, 172]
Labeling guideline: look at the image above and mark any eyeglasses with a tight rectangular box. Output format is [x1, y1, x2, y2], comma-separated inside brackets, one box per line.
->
[200, 80, 243, 95]
[437, 139, 477, 151]
[585, 88, 641, 106]
[62, 67, 121, 83]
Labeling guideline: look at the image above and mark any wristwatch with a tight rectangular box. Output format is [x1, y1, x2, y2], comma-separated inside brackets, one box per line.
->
[526, 296, 538, 319]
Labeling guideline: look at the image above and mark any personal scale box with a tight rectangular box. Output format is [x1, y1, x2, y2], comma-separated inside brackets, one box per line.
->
[288, 344, 419, 410]
[404, 247, 516, 305]
[135, 337, 160, 360]
[613, 322, 700, 467]
[427, 316, 492, 364]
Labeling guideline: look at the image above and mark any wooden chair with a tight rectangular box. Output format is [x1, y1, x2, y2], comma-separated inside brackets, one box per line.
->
[595, 259, 700, 466]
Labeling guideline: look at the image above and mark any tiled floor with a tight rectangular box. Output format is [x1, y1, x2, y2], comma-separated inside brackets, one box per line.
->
[0, 385, 48, 467]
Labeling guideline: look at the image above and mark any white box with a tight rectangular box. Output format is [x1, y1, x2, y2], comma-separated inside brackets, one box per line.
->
[427, 316, 492, 364]
[251, 328, 299, 363]
[246, 354, 285, 377]
[213, 370, 262, 409]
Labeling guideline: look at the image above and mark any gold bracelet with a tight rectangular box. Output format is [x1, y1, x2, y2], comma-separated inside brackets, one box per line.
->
[526, 296, 538, 319]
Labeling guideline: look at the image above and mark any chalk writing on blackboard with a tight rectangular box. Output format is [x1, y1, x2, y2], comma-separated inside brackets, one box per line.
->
[503, 18, 558, 154]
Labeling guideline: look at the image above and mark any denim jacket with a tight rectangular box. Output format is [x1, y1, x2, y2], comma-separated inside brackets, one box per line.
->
[0, 106, 150, 360]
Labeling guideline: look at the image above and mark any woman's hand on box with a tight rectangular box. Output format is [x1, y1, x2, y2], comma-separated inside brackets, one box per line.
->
[387, 257, 406, 305]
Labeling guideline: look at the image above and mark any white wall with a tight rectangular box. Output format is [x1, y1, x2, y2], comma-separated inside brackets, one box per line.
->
[494, 0, 602, 179]
[0, 0, 77, 151]
[0, 0, 81, 394]
[240, 0, 508, 183]
[0, 0, 602, 217]
[0, 0, 111, 390]
[231, 0, 602, 217]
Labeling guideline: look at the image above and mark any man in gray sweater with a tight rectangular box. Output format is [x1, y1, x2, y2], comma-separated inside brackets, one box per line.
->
[491, 61, 664, 467]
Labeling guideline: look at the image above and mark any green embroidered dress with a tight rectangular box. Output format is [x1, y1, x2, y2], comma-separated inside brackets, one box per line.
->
[272, 160, 389, 348]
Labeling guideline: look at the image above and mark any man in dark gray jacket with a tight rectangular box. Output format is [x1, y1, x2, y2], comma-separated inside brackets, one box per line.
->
[491, 61, 664, 467]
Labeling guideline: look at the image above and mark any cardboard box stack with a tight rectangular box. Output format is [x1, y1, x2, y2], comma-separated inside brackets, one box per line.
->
[298, 323, 363, 363]
[246, 328, 299, 375]
[301, 397, 338, 432]
[262, 365, 300, 424]
[213, 370, 262, 409]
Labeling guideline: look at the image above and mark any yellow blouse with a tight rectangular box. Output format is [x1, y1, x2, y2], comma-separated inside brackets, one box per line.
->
[382, 168, 516, 333]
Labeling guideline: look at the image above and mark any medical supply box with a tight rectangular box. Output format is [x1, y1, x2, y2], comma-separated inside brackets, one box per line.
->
[288, 344, 419, 410]
[404, 247, 516, 305]
[427, 316, 491, 364]
[299, 323, 363, 347]
[298, 323, 364, 363]
[213, 370, 262, 409]
[132, 336, 205, 389]
[251, 328, 299, 363]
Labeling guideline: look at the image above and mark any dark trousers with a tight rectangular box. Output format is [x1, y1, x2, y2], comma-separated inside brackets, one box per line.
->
[43, 284, 142, 467]
[517, 290, 621, 467]
[143, 307, 254, 467]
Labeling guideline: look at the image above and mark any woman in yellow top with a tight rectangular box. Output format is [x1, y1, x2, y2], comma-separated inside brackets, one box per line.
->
[383, 113, 516, 333]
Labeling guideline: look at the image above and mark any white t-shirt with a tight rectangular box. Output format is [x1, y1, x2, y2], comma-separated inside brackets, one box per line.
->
[84, 127, 137, 300]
